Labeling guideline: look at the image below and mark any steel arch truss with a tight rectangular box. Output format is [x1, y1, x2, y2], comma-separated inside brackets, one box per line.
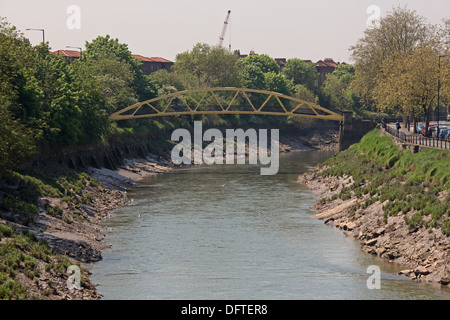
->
[110, 87, 343, 121]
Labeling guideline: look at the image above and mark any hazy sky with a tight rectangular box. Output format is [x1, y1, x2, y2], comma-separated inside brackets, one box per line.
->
[1, 0, 449, 63]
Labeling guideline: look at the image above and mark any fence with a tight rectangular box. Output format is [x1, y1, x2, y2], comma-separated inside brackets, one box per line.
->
[381, 120, 450, 150]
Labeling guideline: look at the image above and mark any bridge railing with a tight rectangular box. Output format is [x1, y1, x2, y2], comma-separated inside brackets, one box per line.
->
[381, 119, 450, 150]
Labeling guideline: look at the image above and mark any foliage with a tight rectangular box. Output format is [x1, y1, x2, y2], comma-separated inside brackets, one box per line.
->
[320, 64, 360, 113]
[238, 63, 266, 90]
[281, 58, 319, 91]
[236, 54, 280, 74]
[0, 109, 37, 173]
[74, 53, 138, 111]
[292, 84, 316, 103]
[173, 43, 239, 88]
[373, 46, 445, 130]
[84, 35, 157, 102]
[350, 6, 438, 109]
[264, 72, 292, 95]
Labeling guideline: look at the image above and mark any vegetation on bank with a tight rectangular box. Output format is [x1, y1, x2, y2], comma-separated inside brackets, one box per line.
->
[0, 223, 80, 299]
[0, 163, 106, 298]
[317, 129, 450, 236]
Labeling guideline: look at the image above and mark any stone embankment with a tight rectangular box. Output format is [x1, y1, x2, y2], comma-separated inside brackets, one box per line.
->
[298, 169, 450, 287]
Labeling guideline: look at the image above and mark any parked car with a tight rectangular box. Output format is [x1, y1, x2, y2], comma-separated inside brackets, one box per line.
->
[416, 122, 425, 133]
[431, 126, 448, 138]
[421, 124, 435, 136]
[435, 126, 448, 137]
[439, 128, 449, 140]
[447, 114, 450, 121]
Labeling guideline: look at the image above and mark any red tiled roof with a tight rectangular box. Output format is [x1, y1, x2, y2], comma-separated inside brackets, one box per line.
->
[324, 58, 337, 67]
[315, 59, 338, 68]
[315, 60, 329, 67]
[52, 50, 82, 58]
[132, 54, 173, 63]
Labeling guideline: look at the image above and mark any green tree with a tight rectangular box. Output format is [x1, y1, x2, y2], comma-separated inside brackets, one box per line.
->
[238, 64, 266, 90]
[321, 64, 359, 112]
[281, 58, 319, 91]
[32, 44, 82, 145]
[0, 18, 83, 151]
[69, 61, 111, 143]
[331, 64, 355, 84]
[350, 6, 436, 109]
[84, 35, 157, 102]
[372, 46, 442, 134]
[76, 53, 138, 111]
[173, 43, 239, 88]
[0, 108, 37, 174]
[292, 84, 316, 103]
[236, 54, 280, 74]
[0, 18, 43, 122]
[264, 72, 292, 95]
[148, 69, 185, 91]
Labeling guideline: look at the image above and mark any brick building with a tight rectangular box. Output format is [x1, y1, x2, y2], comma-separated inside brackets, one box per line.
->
[315, 58, 338, 86]
[132, 55, 174, 75]
[51, 50, 82, 64]
[51, 50, 173, 75]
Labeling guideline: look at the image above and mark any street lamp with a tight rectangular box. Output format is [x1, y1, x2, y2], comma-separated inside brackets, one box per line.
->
[66, 45, 83, 59]
[25, 28, 45, 43]
[437, 54, 448, 134]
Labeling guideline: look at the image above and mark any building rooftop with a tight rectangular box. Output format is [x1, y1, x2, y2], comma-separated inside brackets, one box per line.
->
[132, 54, 173, 63]
[316, 58, 337, 67]
[51, 50, 82, 58]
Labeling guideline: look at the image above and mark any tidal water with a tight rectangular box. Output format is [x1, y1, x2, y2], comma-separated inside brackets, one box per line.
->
[89, 150, 450, 300]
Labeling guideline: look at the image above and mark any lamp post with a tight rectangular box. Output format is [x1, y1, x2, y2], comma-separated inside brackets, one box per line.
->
[25, 28, 45, 43]
[66, 45, 83, 59]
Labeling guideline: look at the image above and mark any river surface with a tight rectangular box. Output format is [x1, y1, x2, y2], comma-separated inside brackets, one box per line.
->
[90, 150, 450, 300]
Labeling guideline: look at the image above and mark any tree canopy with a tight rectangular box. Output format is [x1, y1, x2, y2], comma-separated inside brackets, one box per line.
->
[350, 6, 438, 108]
[281, 58, 318, 91]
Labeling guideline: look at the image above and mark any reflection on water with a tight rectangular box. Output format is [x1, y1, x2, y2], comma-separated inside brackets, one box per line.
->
[90, 150, 450, 300]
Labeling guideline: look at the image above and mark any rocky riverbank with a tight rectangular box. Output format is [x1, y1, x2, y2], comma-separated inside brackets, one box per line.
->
[298, 156, 450, 288]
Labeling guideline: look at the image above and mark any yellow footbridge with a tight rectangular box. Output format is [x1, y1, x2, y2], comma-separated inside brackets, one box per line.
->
[110, 87, 343, 122]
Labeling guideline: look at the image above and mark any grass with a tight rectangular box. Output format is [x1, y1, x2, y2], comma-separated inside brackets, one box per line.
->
[317, 129, 450, 236]
[0, 164, 104, 226]
[0, 223, 73, 300]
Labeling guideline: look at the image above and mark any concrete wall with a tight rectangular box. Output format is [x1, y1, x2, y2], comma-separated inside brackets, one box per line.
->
[338, 111, 377, 151]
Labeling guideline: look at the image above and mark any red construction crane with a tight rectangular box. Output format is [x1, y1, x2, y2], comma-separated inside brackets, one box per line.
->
[218, 10, 231, 49]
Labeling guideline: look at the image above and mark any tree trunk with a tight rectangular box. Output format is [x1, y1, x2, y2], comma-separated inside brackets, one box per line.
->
[423, 106, 430, 137]
[411, 109, 417, 134]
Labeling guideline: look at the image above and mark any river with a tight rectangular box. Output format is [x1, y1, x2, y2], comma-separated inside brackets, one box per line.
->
[89, 150, 450, 300]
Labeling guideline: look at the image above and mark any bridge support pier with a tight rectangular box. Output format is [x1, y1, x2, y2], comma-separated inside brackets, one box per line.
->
[338, 110, 376, 151]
